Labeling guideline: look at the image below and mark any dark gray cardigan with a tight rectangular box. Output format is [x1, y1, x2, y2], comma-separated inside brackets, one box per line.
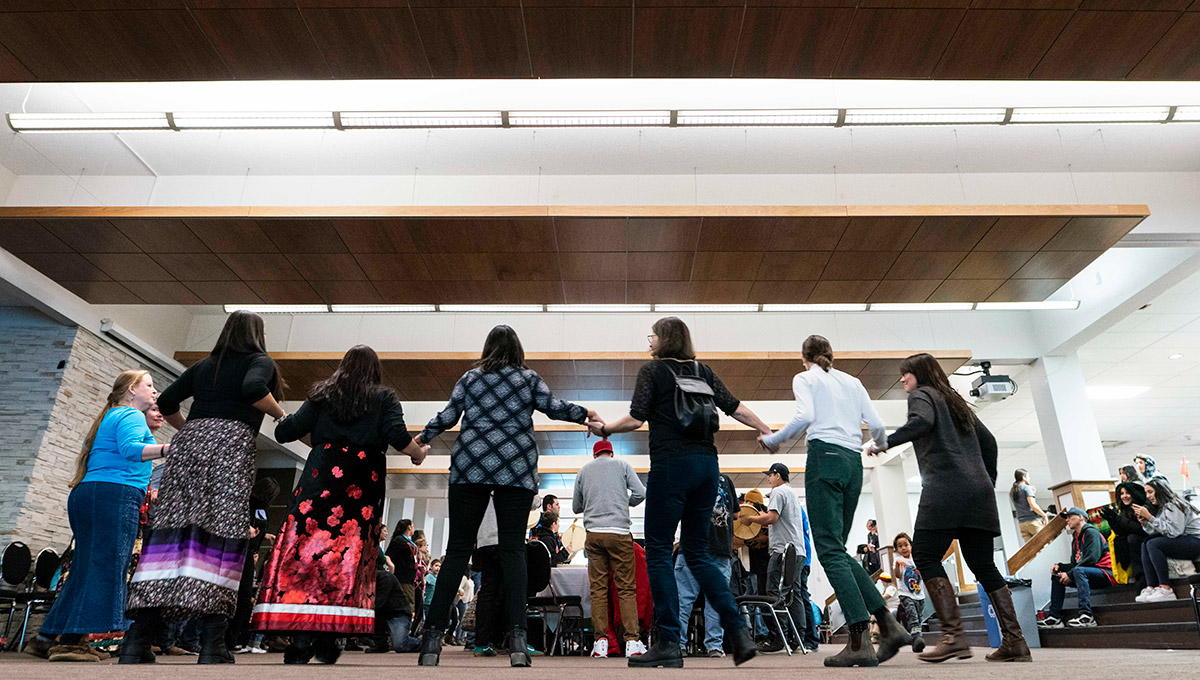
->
[887, 386, 1000, 536]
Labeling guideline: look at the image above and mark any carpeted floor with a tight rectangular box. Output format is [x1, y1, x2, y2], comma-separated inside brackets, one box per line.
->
[2, 646, 1196, 679]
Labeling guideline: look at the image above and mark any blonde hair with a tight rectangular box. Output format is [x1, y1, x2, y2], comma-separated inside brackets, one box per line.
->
[70, 370, 150, 488]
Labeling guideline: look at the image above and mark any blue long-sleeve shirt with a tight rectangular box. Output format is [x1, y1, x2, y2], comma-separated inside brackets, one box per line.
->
[80, 406, 155, 489]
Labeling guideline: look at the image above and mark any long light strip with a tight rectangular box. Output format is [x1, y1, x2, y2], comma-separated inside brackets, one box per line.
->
[975, 300, 1080, 311]
[762, 303, 868, 312]
[220, 300, 1079, 314]
[330, 304, 437, 313]
[223, 304, 329, 314]
[546, 304, 653, 313]
[438, 304, 545, 313]
[653, 304, 760, 313]
[870, 303, 975, 312]
[12, 106, 1200, 133]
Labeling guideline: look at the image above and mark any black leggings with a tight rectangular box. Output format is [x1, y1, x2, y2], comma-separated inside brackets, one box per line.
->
[425, 484, 535, 635]
[912, 528, 1007, 593]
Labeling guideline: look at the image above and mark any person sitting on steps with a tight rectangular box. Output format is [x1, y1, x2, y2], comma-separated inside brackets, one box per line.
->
[1038, 507, 1116, 629]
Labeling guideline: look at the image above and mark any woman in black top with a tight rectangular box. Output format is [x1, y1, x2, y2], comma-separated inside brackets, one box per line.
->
[1098, 481, 1150, 589]
[592, 317, 773, 668]
[416, 325, 599, 668]
[252, 344, 428, 664]
[123, 311, 287, 665]
[869, 353, 1029, 664]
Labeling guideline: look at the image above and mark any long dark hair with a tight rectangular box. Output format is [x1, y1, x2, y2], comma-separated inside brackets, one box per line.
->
[1010, 468, 1029, 504]
[309, 344, 386, 424]
[1120, 464, 1140, 483]
[652, 317, 696, 360]
[252, 476, 281, 505]
[1145, 478, 1193, 517]
[212, 310, 284, 400]
[1115, 481, 1147, 521]
[802, 335, 833, 371]
[900, 352, 975, 435]
[476, 325, 525, 373]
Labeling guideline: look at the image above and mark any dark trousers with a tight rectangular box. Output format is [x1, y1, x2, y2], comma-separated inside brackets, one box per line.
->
[644, 454, 746, 645]
[426, 484, 534, 635]
[798, 564, 819, 649]
[804, 440, 885, 626]
[1124, 534, 1147, 588]
[1142, 534, 1200, 588]
[911, 527, 1007, 593]
[765, 550, 806, 645]
[1048, 566, 1112, 617]
[226, 556, 256, 648]
[896, 595, 922, 633]
[472, 545, 507, 648]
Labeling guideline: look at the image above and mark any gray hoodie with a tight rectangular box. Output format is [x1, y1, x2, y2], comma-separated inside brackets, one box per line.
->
[1144, 500, 1200, 539]
[572, 455, 646, 533]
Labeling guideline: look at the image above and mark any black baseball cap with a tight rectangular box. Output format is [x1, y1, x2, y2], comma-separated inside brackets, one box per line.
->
[762, 463, 790, 481]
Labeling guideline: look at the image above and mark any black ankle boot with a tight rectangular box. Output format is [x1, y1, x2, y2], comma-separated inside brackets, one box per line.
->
[731, 627, 758, 666]
[198, 615, 234, 664]
[313, 636, 343, 665]
[418, 628, 443, 666]
[628, 639, 684, 668]
[118, 613, 158, 665]
[509, 629, 531, 667]
[284, 633, 314, 665]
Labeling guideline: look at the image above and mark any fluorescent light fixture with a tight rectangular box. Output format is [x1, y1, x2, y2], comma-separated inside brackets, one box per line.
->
[1010, 107, 1171, 124]
[172, 112, 336, 129]
[508, 110, 671, 127]
[975, 300, 1080, 311]
[844, 108, 1007, 125]
[762, 303, 868, 312]
[223, 304, 328, 314]
[7, 112, 171, 132]
[339, 111, 503, 128]
[1174, 106, 1200, 122]
[1085, 385, 1150, 400]
[676, 109, 839, 126]
[438, 304, 545, 313]
[329, 304, 436, 313]
[869, 303, 975, 312]
[653, 304, 759, 313]
[546, 304, 653, 313]
[1169, 353, 1185, 360]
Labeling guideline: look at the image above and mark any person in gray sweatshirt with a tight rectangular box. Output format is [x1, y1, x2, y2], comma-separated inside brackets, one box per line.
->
[573, 439, 647, 659]
[1134, 478, 1200, 603]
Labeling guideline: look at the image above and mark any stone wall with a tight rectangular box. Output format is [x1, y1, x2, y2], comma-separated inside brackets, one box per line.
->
[0, 311, 179, 550]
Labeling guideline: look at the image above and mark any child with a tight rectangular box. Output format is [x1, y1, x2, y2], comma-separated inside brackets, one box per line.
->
[892, 533, 926, 653]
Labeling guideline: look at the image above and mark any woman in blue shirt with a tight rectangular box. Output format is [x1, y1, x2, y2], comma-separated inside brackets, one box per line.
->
[28, 369, 170, 662]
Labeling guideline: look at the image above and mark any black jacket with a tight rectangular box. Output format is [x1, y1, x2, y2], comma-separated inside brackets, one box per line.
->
[887, 386, 999, 535]
[376, 567, 410, 618]
[1056, 524, 1111, 573]
[532, 525, 570, 565]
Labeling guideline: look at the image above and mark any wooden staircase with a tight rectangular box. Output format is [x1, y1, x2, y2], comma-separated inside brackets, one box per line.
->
[1038, 579, 1199, 650]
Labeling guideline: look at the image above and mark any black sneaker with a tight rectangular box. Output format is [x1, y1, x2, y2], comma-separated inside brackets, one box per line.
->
[756, 639, 784, 654]
[1066, 613, 1097, 628]
[1037, 615, 1064, 629]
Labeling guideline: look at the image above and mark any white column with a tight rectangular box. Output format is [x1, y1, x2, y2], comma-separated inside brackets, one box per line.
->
[1028, 352, 1110, 487]
[870, 456, 913, 547]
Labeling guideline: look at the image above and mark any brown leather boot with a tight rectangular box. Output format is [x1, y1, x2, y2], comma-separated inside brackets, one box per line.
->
[985, 586, 1032, 662]
[918, 577, 972, 663]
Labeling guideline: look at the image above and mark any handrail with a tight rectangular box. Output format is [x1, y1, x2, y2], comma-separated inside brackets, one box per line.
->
[1007, 514, 1067, 574]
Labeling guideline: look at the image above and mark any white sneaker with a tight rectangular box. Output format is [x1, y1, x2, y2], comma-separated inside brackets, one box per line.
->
[626, 640, 647, 657]
[248, 645, 267, 654]
[231, 646, 250, 654]
[1135, 587, 1155, 603]
[1145, 586, 1178, 603]
[591, 638, 608, 658]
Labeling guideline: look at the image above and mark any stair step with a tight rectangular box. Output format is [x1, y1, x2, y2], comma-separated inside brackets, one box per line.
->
[1060, 579, 1193, 607]
[1056, 600, 1196, 626]
[1038, 622, 1200, 650]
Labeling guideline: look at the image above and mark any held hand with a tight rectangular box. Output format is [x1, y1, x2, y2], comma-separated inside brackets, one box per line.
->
[410, 444, 430, 466]
[863, 443, 882, 457]
[757, 434, 779, 454]
[249, 525, 260, 539]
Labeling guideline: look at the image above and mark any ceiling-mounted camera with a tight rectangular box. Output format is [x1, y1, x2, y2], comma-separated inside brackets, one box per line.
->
[967, 361, 1016, 402]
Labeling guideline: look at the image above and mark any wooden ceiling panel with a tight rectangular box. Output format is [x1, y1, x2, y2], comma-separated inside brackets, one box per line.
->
[562, 280, 626, 303]
[58, 280, 142, 304]
[948, 251, 1034, 280]
[834, 8, 966, 78]
[355, 253, 433, 281]
[886, 251, 967, 279]
[559, 252, 628, 281]
[183, 280, 263, 304]
[310, 280, 384, 304]
[286, 254, 369, 280]
[189, 9, 333, 79]
[555, 218, 628, 252]
[807, 280, 879, 303]
[258, 219, 347, 253]
[124, 281, 204, 305]
[0, 220, 71, 253]
[835, 217, 924, 251]
[1128, 12, 1200, 79]
[626, 252, 695, 281]
[770, 217, 848, 251]
[755, 252, 830, 281]
[218, 253, 304, 280]
[84, 253, 174, 282]
[733, 7, 855, 78]
[868, 279, 943, 303]
[691, 252, 766, 281]
[626, 218, 702, 252]
[246, 280, 324, 304]
[524, 7, 631, 78]
[747, 280, 817, 304]
[697, 218, 777, 252]
[927, 278, 1006, 303]
[409, 8, 531, 77]
[92, 9, 231, 81]
[42, 219, 138, 253]
[333, 219, 419, 253]
[904, 217, 996, 251]
[113, 219, 210, 253]
[21, 253, 110, 282]
[822, 251, 900, 280]
[932, 9, 1073, 79]
[627, 280, 754, 303]
[491, 252, 561, 281]
[973, 216, 1069, 251]
[1012, 250, 1101, 279]
[1030, 10, 1179, 79]
[1042, 216, 1143, 251]
[184, 219, 279, 253]
[0, 12, 133, 80]
[986, 278, 1068, 302]
[632, 7, 744, 77]
[300, 8, 432, 78]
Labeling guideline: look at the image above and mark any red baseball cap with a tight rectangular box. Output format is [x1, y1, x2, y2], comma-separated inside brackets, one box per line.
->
[593, 440, 613, 456]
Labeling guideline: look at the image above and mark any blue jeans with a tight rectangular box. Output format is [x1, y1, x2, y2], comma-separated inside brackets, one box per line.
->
[798, 564, 819, 649]
[386, 615, 421, 652]
[676, 553, 730, 652]
[1048, 566, 1112, 617]
[1142, 535, 1200, 588]
[645, 454, 746, 645]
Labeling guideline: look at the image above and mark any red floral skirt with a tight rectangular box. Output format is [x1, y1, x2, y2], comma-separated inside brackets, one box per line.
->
[252, 442, 385, 633]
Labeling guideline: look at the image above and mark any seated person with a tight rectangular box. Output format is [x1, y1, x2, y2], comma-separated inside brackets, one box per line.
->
[1134, 478, 1200, 603]
[532, 511, 570, 566]
[373, 563, 420, 653]
[1097, 482, 1150, 589]
[1039, 507, 1116, 629]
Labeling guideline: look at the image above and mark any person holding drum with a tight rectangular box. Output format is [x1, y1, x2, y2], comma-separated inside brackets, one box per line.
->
[573, 439, 647, 659]
[745, 463, 808, 654]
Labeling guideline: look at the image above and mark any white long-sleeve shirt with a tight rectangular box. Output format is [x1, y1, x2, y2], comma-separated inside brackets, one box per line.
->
[762, 364, 887, 452]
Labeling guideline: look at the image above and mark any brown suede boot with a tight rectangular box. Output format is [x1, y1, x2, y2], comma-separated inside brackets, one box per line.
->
[918, 577, 972, 663]
[985, 586, 1032, 662]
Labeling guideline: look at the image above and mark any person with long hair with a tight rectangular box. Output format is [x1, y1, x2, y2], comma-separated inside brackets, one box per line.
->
[25, 371, 167, 662]
[869, 353, 1029, 663]
[415, 324, 601, 667]
[1011, 469, 1049, 543]
[761, 334, 899, 668]
[251, 344, 428, 663]
[1098, 481, 1150, 589]
[122, 310, 287, 665]
[589, 317, 773, 668]
[1133, 478, 1200, 603]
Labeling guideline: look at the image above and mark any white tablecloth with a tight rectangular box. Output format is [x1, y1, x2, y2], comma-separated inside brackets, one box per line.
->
[536, 565, 592, 617]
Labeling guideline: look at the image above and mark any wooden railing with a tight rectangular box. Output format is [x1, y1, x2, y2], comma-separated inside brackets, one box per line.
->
[1007, 514, 1067, 575]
